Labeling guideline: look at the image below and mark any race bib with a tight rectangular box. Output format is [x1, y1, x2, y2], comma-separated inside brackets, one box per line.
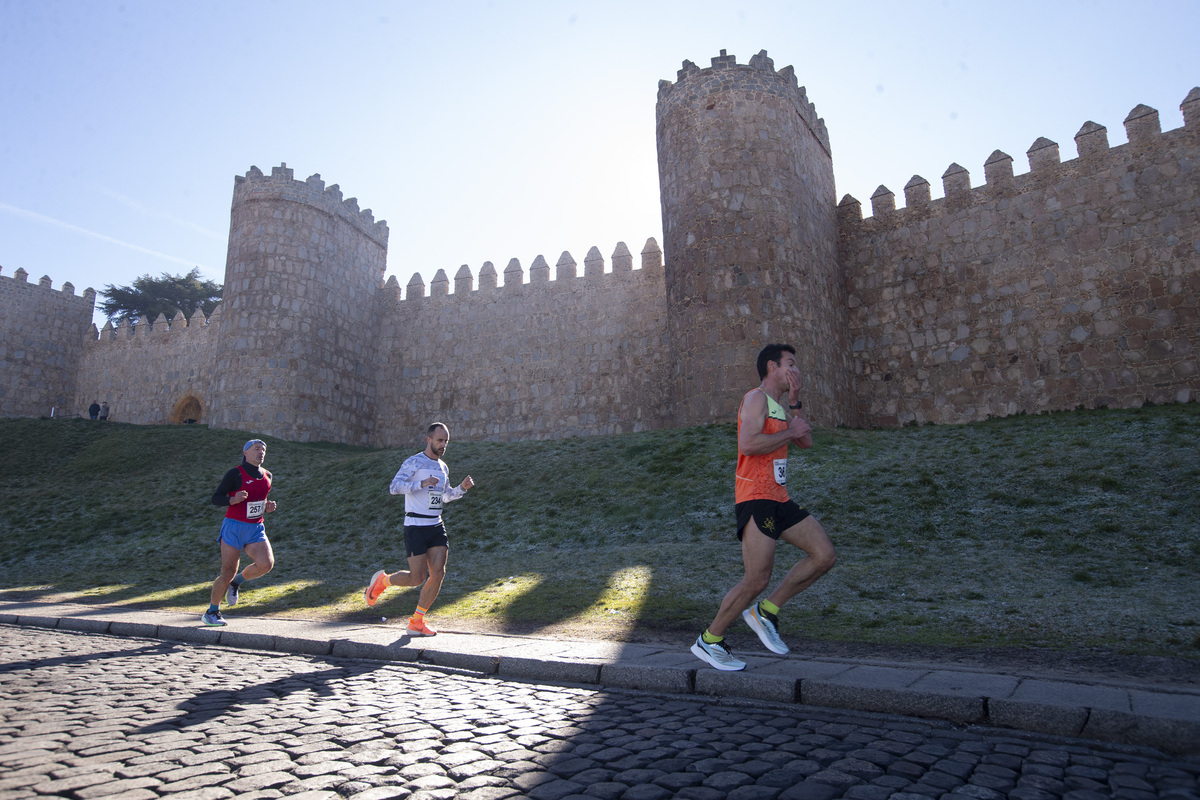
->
[246, 499, 266, 518]
[428, 491, 443, 510]
[774, 458, 787, 485]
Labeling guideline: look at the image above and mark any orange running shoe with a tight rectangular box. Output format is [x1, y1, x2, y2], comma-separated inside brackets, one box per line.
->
[364, 570, 389, 607]
[407, 617, 437, 636]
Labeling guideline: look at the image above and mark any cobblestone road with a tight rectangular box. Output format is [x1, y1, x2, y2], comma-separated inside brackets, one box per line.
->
[1, 627, 1197, 800]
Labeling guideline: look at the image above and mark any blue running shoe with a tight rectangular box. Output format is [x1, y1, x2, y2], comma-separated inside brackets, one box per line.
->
[226, 581, 239, 606]
[690, 636, 746, 671]
[743, 603, 789, 654]
[201, 610, 227, 627]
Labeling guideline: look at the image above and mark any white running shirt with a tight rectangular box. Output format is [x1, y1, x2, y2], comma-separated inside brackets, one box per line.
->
[388, 452, 466, 526]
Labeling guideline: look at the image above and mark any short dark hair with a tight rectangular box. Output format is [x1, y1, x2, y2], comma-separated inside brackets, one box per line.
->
[756, 343, 796, 379]
[427, 422, 449, 437]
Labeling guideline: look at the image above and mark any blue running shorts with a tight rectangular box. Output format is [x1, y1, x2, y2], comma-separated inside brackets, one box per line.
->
[218, 518, 268, 550]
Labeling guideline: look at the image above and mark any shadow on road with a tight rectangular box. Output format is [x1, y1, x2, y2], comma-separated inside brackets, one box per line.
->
[139, 661, 389, 734]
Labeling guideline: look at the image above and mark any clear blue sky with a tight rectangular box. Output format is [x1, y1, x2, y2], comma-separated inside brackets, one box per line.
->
[2, 0, 1197, 327]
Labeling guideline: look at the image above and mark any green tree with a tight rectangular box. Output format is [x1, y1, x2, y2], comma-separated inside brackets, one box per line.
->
[98, 268, 223, 325]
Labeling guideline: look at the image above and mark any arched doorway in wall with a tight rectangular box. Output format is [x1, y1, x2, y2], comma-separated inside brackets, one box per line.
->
[170, 395, 204, 425]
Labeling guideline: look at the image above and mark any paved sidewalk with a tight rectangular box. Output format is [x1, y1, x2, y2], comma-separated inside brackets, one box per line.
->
[2, 599, 1197, 756]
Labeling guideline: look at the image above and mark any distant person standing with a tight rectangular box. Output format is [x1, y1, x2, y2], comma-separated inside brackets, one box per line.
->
[364, 422, 475, 636]
[98, 401, 110, 421]
[202, 439, 277, 627]
[691, 343, 837, 671]
[88, 401, 100, 420]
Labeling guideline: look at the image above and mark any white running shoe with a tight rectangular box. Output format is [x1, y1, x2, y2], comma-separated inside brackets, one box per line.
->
[690, 636, 747, 671]
[743, 603, 789, 654]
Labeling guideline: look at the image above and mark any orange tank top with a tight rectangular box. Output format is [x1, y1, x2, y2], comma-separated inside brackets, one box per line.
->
[734, 388, 790, 504]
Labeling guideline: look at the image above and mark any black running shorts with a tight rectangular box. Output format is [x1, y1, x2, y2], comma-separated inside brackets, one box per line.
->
[404, 522, 449, 557]
[735, 499, 810, 541]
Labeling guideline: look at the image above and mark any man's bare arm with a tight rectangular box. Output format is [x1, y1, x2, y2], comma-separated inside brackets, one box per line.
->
[738, 391, 797, 455]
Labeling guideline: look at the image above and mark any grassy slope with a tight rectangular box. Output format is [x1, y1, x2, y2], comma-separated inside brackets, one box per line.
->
[1, 405, 1197, 657]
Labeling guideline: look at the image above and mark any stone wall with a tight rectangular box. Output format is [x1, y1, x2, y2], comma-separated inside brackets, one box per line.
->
[0, 268, 94, 418]
[840, 91, 1200, 425]
[656, 50, 853, 429]
[73, 307, 220, 425]
[371, 240, 670, 447]
[208, 165, 389, 445]
[3, 57, 1196, 444]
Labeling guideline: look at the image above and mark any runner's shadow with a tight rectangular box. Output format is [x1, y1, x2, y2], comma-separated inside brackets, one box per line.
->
[0, 641, 181, 673]
[138, 661, 386, 734]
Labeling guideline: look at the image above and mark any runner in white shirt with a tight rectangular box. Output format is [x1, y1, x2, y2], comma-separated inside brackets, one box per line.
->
[364, 422, 475, 636]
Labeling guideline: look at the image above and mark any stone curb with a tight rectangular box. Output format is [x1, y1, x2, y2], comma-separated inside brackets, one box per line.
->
[4, 612, 1198, 756]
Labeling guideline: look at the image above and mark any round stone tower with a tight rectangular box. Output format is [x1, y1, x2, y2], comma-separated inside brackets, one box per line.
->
[209, 164, 389, 445]
[656, 50, 851, 427]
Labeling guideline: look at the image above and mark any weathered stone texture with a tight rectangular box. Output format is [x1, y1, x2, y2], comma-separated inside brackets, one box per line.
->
[207, 164, 388, 445]
[656, 49, 852, 429]
[842, 110, 1199, 425]
[73, 308, 219, 425]
[372, 243, 669, 446]
[3, 52, 1196, 443]
[0, 268, 93, 418]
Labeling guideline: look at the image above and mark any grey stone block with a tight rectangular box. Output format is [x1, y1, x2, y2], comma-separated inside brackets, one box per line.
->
[695, 669, 798, 703]
[58, 617, 111, 633]
[17, 615, 60, 629]
[420, 650, 500, 674]
[908, 670, 1019, 699]
[1082, 709, 1200, 756]
[498, 656, 601, 685]
[108, 621, 158, 638]
[801, 682, 985, 724]
[217, 630, 274, 651]
[987, 699, 1087, 737]
[274, 636, 332, 656]
[331, 639, 419, 662]
[157, 625, 222, 645]
[0, 614, 20, 624]
[600, 663, 694, 694]
[820, 664, 925, 689]
[1007, 679, 1130, 712]
[755, 659, 854, 682]
[1129, 687, 1200, 722]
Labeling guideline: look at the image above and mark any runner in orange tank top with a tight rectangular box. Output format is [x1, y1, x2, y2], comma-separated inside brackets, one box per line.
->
[691, 344, 838, 672]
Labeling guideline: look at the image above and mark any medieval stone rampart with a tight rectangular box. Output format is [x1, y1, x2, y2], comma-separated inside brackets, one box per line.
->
[657, 50, 851, 429]
[0, 268, 93, 418]
[372, 240, 669, 446]
[73, 306, 220, 425]
[840, 90, 1200, 425]
[208, 164, 389, 445]
[2, 50, 1195, 444]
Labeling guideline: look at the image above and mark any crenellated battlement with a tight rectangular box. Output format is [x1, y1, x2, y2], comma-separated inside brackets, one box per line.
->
[373, 238, 671, 444]
[656, 49, 831, 156]
[840, 89, 1200, 227]
[3, 48, 1194, 440]
[232, 162, 389, 247]
[0, 266, 96, 305]
[0, 267, 97, 418]
[840, 86, 1200, 427]
[83, 304, 219, 346]
[393, 238, 662, 301]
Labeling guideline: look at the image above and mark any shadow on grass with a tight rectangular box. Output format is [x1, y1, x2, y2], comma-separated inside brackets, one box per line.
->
[0, 563, 705, 638]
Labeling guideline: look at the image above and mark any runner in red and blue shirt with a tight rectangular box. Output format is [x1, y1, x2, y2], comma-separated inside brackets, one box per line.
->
[202, 439, 278, 626]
